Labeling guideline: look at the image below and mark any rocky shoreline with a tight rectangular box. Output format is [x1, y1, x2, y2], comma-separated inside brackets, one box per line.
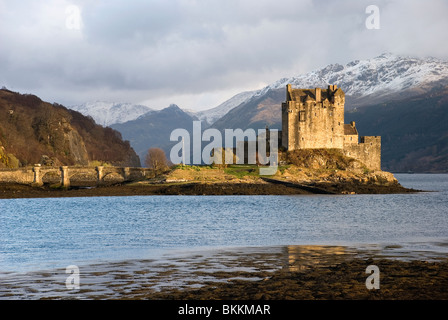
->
[0, 179, 418, 199]
[0, 154, 421, 198]
[1, 245, 447, 300]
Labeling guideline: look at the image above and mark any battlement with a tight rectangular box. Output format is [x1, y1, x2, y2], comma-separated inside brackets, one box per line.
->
[360, 136, 381, 144]
[344, 136, 381, 170]
[285, 84, 344, 104]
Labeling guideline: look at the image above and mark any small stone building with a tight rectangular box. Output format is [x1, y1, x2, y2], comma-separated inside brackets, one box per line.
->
[281, 84, 381, 170]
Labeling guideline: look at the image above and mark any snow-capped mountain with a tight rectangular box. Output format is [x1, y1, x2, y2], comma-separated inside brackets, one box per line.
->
[207, 53, 448, 172]
[235, 53, 448, 109]
[69, 101, 154, 126]
[192, 53, 448, 128]
[71, 53, 448, 131]
[71, 53, 448, 172]
[211, 53, 448, 131]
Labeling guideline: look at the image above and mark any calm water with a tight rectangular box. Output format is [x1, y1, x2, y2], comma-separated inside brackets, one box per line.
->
[0, 174, 447, 274]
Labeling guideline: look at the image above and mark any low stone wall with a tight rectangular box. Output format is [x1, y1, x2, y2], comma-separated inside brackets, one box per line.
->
[0, 168, 34, 184]
[0, 166, 153, 187]
[343, 136, 381, 171]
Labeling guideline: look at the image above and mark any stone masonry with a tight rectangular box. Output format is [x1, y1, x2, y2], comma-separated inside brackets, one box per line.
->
[281, 84, 381, 170]
[0, 166, 153, 187]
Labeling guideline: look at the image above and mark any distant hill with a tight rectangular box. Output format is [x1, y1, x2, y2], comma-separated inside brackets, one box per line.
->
[0, 89, 141, 168]
[211, 88, 283, 132]
[73, 53, 448, 172]
[195, 91, 256, 126]
[346, 85, 448, 172]
[208, 54, 448, 172]
[76, 53, 448, 129]
[210, 84, 448, 172]
[111, 104, 198, 163]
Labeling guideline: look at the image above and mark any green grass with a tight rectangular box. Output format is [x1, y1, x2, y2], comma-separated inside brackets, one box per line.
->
[171, 164, 214, 171]
[224, 165, 259, 178]
[171, 163, 284, 179]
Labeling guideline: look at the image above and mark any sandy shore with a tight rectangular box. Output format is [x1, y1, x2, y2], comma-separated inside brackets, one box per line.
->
[1, 245, 447, 300]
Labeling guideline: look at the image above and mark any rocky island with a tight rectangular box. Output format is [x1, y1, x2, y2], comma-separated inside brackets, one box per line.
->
[0, 153, 414, 199]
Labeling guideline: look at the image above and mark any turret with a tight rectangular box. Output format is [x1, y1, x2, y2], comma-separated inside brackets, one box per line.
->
[286, 84, 292, 100]
[315, 88, 321, 103]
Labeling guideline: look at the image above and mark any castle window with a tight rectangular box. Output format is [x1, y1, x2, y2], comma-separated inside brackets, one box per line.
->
[332, 128, 334, 132]
[299, 111, 306, 122]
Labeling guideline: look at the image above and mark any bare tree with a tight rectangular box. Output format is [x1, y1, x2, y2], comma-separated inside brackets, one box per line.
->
[145, 148, 168, 173]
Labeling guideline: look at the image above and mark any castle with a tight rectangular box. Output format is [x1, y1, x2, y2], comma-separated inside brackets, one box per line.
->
[281, 84, 381, 170]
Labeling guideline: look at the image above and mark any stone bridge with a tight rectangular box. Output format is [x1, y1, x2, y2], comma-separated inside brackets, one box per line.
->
[0, 166, 153, 187]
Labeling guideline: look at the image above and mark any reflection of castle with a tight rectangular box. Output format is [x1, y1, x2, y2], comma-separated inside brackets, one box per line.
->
[281, 84, 381, 170]
[284, 245, 350, 272]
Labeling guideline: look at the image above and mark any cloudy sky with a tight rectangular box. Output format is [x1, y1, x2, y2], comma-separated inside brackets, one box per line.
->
[1, 0, 447, 111]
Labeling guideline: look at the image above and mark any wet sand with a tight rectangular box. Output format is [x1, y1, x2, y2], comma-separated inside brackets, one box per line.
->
[1, 245, 447, 300]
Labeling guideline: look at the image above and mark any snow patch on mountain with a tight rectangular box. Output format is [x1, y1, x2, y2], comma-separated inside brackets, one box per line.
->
[71, 54, 448, 127]
[250, 53, 448, 101]
[69, 102, 154, 126]
[196, 53, 448, 121]
[195, 91, 256, 125]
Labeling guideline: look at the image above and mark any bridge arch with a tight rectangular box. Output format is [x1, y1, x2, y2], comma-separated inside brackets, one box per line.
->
[31, 165, 152, 187]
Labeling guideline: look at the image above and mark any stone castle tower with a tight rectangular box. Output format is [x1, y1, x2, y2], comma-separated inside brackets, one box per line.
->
[281, 84, 381, 170]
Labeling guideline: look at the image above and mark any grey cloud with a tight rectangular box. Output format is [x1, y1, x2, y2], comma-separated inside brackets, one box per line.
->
[0, 0, 447, 108]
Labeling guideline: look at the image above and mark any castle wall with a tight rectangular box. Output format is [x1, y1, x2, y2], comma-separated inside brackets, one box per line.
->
[282, 87, 344, 150]
[343, 122, 359, 145]
[343, 134, 358, 145]
[282, 84, 382, 171]
[343, 136, 381, 171]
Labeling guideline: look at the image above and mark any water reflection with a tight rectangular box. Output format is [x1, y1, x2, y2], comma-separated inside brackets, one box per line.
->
[284, 245, 355, 272]
[1, 243, 447, 299]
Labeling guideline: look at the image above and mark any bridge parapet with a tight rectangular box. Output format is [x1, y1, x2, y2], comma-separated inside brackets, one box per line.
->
[0, 166, 153, 187]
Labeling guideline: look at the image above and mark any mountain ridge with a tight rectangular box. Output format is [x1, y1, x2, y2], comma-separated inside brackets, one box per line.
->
[111, 104, 199, 163]
[71, 53, 448, 172]
[70, 53, 448, 128]
[69, 101, 154, 127]
[0, 89, 141, 168]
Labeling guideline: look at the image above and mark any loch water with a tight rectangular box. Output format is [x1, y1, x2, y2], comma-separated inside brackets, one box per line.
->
[0, 174, 447, 274]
